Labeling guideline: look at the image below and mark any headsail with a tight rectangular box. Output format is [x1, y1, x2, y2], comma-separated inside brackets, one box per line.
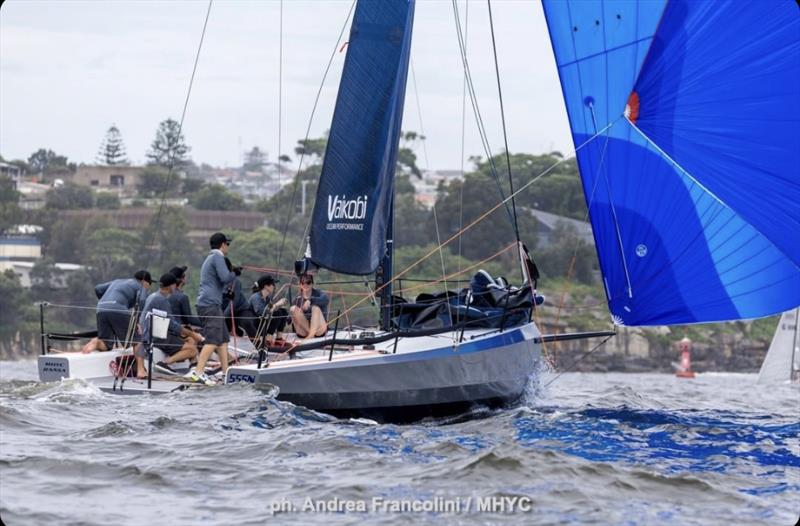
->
[542, 0, 800, 325]
[757, 309, 800, 385]
[309, 0, 415, 275]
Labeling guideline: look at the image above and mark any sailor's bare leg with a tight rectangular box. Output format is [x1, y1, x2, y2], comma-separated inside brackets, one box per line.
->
[81, 337, 108, 354]
[165, 342, 198, 364]
[136, 356, 147, 378]
[218, 343, 230, 372]
[195, 343, 217, 373]
[290, 306, 310, 338]
[309, 306, 328, 337]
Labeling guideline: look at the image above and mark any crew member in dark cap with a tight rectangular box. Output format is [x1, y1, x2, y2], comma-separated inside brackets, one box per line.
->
[167, 265, 202, 328]
[250, 274, 289, 346]
[138, 273, 204, 377]
[190, 232, 241, 385]
[81, 270, 152, 354]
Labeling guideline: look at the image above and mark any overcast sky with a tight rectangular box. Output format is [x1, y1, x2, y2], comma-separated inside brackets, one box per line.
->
[0, 0, 572, 171]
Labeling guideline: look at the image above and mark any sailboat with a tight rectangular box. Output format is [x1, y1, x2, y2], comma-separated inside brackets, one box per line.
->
[757, 309, 800, 385]
[225, 0, 800, 419]
[37, 0, 799, 419]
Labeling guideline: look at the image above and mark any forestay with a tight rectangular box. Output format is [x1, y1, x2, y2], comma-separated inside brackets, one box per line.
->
[542, 0, 800, 325]
[309, 0, 416, 275]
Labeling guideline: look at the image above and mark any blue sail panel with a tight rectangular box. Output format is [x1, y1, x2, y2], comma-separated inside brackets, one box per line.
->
[543, 0, 800, 325]
[309, 0, 415, 275]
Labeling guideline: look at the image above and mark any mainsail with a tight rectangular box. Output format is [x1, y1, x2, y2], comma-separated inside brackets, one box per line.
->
[542, 0, 800, 325]
[757, 309, 800, 385]
[309, 0, 415, 275]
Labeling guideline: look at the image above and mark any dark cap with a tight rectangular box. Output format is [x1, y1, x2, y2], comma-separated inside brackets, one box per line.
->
[168, 265, 188, 281]
[209, 232, 233, 249]
[159, 273, 177, 287]
[134, 270, 152, 284]
[252, 274, 278, 292]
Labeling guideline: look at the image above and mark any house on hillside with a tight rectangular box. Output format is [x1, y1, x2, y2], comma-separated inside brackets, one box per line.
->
[526, 208, 594, 248]
[71, 165, 145, 194]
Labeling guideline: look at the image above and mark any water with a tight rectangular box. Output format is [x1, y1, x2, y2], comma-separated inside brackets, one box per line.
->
[1, 361, 798, 526]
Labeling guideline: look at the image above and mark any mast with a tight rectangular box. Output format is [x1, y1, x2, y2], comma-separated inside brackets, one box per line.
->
[377, 197, 394, 331]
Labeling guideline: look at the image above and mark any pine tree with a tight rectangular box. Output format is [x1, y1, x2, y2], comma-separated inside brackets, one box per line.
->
[146, 118, 190, 168]
[96, 125, 129, 165]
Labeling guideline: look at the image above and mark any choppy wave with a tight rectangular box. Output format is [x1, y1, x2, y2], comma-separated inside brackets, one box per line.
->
[0, 361, 798, 526]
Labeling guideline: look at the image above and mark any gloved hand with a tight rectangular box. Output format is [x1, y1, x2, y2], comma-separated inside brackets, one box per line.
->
[233, 266, 243, 276]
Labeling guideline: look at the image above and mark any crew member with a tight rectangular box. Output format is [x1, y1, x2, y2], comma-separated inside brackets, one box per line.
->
[250, 274, 289, 346]
[289, 273, 329, 339]
[190, 232, 240, 385]
[139, 273, 204, 377]
[81, 270, 151, 354]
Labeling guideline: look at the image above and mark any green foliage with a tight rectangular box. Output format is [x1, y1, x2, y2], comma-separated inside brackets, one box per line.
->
[432, 173, 538, 262]
[96, 124, 128, 165]
[0, 270, 36, 339]
[45, 183, 93, 210]
[146, 118, 190, 167]
[95, 192, 121, 210]
[139, 207, 196, 274]
[535, 222, 597, 284]
[393, 193, 432, 248]
[181, 177, 205, 196]
[0, 175, 21, 234]
[225, 227, 284, 288]
[86, 228, 141, 282]
[190, 183, 246, 211]
[294, 137, 327, 162]
[397, 131, 425, 178]
[136, 166, 171, 198]
[473, 153, 585, 219]
[27, 148, 74, 176]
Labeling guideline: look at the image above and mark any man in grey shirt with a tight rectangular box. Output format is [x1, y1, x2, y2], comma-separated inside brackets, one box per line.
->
[139, 273, 204, 377]
[189, 232, 241, 385]
[81, 270, 151, 355]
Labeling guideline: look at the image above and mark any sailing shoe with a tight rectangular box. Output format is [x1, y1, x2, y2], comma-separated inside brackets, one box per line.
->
[155, 361, 176, 375]
[185, 369, 217, 386]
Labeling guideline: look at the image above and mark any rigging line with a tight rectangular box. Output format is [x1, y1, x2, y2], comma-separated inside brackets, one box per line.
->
[409, 60, 430, 171]
[275, 0, 356, 270]
[589, 103, 633, 298]
[450, 0, 516, 228]
[142, 0, 213, 269]
[543, 332, 615, 388]
[486, 0, 520, 245]
[457, 0, 469, 297]
[328, 121, 616, 325]
[432, 202, 455, 341]
[411, 53, 451, 337]
[276, 0, 283, 227]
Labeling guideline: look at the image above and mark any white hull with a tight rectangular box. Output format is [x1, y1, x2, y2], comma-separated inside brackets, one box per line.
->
[226, 322, 542, 420]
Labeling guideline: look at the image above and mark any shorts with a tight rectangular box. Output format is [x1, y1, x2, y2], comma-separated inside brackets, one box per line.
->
[198, 304, 229, 345]
[97, 310, 133, 349]
[153, 334, 187, 357]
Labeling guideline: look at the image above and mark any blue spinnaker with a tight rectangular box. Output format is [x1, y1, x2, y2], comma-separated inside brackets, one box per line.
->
[543, 0, 800, 325]
[309, 0, 415, 275]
